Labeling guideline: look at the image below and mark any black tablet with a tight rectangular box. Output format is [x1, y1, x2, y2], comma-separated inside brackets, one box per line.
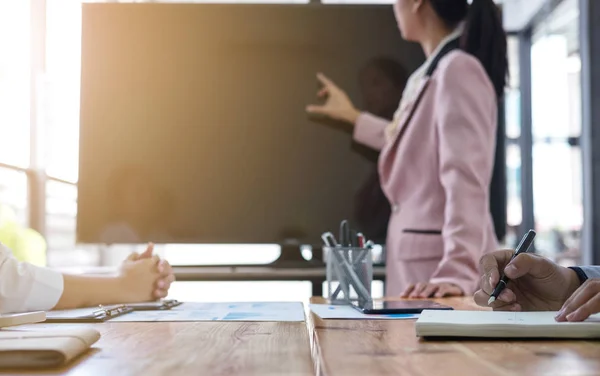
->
[352, 300, 454, 314]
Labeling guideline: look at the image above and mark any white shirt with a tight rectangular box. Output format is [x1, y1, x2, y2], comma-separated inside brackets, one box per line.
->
[580, 266, 600, 279]
[0, 243, 63, 314]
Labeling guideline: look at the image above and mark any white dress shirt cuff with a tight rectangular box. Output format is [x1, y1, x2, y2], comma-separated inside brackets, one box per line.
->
[578, 265, 600, 280]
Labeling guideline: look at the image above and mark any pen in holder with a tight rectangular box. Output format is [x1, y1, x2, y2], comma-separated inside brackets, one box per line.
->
[325, 245, 373, 306]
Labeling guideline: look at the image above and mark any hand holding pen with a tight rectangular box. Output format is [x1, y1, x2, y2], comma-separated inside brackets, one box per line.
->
[475, 230, 585, 316]
[487, 230, 536, 305]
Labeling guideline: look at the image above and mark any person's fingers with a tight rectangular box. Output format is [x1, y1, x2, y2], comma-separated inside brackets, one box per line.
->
[479, 250, 513, 294]
[482, 301, 521, 312]
[557, 280, 600, 321]
[157, 259, 172, 275]
[497, 288, 516, 304]
[487, 268, 500, 294]
[474, 290, 490, 307]
[557, 283, 582, 319]
[306, 105, 331, 116]
[147, 255, 161, 272]
[504, 253, 555, 280]
[140, 243, 154, 259]
[475, 290, 513, 308]
[479, 273, 491, 295]
[557, 278, 592, 319]
[474, 288, 517, 308]
[408, 283, 425, 298]
[507, 303, 522, 312]
[409, 283, 428, 299]
[156, 273, 175, 287]
[165, 273, 176, 285]
[158, 263, 174, 279]
[418, 284, 439, 298]
[317, 87, 329, 98]
[126, 252, 140, 262]
[565, 292, 600, 322]
[400, 284, 415, 298]
[434, 286, 449, 298]
[493, 299, 520, 310]
[489, 297, 521, 311]
[434, 284, 463, 298]
[316, 72, 337, 90]
[153, 274, 175, 300]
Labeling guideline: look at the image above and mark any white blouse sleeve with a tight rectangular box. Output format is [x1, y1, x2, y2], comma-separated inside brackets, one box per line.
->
[0, 243, 64, 313]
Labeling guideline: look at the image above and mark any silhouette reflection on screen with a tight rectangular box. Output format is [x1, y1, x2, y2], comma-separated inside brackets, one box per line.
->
[354, 57, 408, 244]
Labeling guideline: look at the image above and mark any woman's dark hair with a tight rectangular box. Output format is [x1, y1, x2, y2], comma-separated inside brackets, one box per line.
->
[430, 0, 508, 242]
[429, 0, 508, 98]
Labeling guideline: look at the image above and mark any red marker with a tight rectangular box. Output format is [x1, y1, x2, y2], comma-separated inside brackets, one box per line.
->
[357, 233, 365, 248]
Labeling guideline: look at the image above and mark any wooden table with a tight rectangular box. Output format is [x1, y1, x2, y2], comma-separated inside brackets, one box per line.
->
[8, 321, 314, 376]
[7, 297, 600, 375]
[308, 297, 600, 376]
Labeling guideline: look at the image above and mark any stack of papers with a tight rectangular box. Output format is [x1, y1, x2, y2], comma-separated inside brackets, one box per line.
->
[109, 302, 306, 322]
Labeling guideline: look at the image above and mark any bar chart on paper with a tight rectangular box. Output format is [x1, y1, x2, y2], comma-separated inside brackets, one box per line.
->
[109, 302, 306, 322]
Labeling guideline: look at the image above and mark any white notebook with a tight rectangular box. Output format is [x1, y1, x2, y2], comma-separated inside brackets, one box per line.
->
[416, 310, 600, 339]
[0, 312, 46, 328]
[0, 328, 101, 368]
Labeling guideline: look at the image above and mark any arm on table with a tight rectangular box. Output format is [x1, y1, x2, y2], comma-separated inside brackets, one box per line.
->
[0, 243, 174, 313]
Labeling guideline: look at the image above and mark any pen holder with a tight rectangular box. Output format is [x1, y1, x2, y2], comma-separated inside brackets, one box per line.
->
[325, 246, 373, 305]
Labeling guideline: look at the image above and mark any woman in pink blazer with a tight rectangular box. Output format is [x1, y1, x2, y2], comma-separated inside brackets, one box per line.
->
[307, 0, 507, 298]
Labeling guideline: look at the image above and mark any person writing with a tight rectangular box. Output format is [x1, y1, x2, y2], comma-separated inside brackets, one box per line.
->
[306, 0, 507, 297]
[0, 242, 175, 314]
[475, 249, 600, 322]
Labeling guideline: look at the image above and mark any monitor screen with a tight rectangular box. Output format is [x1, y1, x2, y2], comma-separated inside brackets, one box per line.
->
[77, 3, 424, 244]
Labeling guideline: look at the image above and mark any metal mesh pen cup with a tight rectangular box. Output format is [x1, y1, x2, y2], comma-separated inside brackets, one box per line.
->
[325, 246, 373, 305]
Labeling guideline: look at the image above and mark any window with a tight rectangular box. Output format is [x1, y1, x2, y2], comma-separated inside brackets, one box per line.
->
[0, 2, 31, 169]
[504, 36, 522, 248]
[0, 3, 31, 228]
[44, 0, 82, 183]
[0, 168, 28, 227]
[530, 0, 582, 265]
[45, 180, 77, 251]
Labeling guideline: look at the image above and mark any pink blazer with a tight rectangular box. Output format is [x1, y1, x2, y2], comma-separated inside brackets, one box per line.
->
[354, 51, 498, 296]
